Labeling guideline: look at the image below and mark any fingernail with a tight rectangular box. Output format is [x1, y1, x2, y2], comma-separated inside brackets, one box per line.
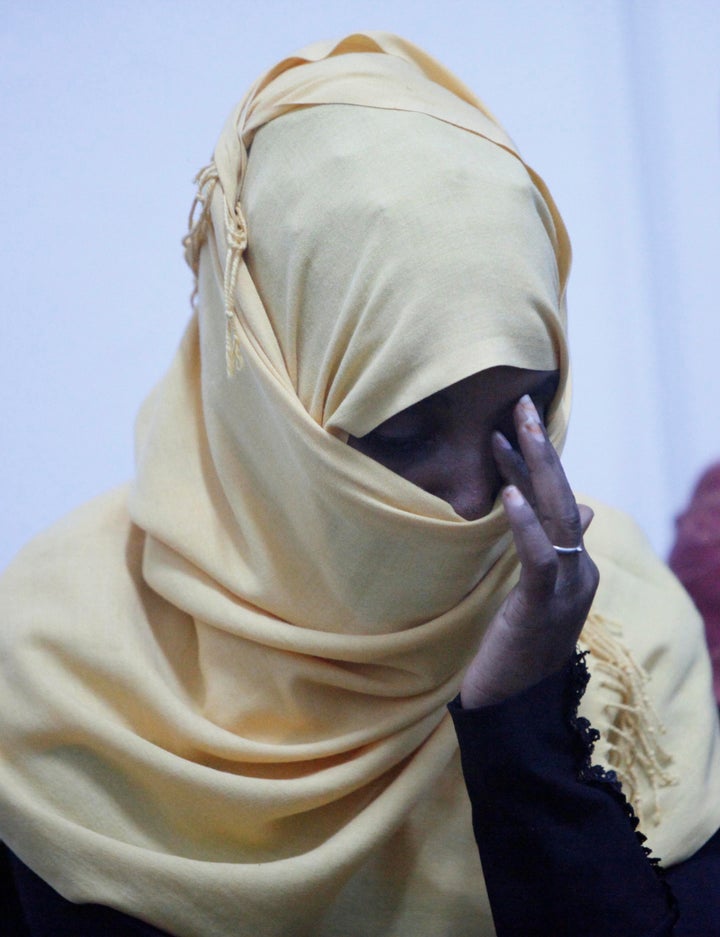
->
[519, 394, 539, 420]
[503, 484, 524, 506]
[518, 395, 543, 438]
[493, 430, 512, 450]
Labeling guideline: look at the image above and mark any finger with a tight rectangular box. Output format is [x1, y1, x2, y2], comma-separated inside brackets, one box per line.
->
[491, 430, 535, 508]
[514, 395, 583, 552]
[578, 504, 594, 534]
[501, 484, 558, 604]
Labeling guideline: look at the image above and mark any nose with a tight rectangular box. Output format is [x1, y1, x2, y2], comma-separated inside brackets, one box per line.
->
[442, 444, 500, 521]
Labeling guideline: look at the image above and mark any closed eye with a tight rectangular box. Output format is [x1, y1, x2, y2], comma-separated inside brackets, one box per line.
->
[355, 423, 439, 463]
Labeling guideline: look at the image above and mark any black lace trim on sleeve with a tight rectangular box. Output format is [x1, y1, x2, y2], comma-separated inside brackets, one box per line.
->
[567, 650, 678, 923]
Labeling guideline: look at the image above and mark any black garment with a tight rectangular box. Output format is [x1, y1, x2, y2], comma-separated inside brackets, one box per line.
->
[449, 654, 720, 936]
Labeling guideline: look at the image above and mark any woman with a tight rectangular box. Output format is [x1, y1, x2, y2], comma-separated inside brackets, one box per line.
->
[1, 32, 719, 936]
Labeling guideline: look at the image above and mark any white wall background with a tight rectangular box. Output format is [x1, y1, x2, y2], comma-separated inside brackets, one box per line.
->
[2, 0, 719, 570]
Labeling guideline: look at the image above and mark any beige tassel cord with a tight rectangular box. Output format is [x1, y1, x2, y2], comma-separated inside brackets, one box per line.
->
[581, 611, 677, 824]
[184, 161, 245, 376]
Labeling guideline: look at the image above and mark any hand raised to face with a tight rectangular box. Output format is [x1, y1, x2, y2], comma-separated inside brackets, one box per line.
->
[459, 395, 599, 707]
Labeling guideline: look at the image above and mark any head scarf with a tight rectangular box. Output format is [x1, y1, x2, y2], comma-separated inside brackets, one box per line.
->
[669, 462, 720, 701]
[0, 32, 719, 937]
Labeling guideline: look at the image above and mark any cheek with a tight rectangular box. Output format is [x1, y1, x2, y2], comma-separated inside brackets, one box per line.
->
[400, 439, 503, 520]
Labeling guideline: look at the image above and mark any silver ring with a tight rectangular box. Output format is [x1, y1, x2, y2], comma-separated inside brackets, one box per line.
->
[552, 543, 584, 555]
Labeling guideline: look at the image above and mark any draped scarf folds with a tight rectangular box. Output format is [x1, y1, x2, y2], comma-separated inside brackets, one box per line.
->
[1, 32, 719, 937]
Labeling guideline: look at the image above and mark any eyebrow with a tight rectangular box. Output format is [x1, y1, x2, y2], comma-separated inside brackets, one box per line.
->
[419, 389, 453, 410]
[433, 370, 560, 405]
[391, 369, 561, 425]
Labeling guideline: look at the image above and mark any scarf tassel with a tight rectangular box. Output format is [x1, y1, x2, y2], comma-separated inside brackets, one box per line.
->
[183, 160, 246, 376]
[581, 611, 677, 825]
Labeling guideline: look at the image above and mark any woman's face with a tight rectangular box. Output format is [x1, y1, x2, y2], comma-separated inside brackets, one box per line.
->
[347, 366, 559, 520]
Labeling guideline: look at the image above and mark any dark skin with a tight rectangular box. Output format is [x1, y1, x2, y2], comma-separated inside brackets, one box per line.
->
[348, 366, 600, 708]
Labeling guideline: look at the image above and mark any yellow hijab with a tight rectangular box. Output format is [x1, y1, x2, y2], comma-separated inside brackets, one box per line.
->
[1, 32, 718, 937]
